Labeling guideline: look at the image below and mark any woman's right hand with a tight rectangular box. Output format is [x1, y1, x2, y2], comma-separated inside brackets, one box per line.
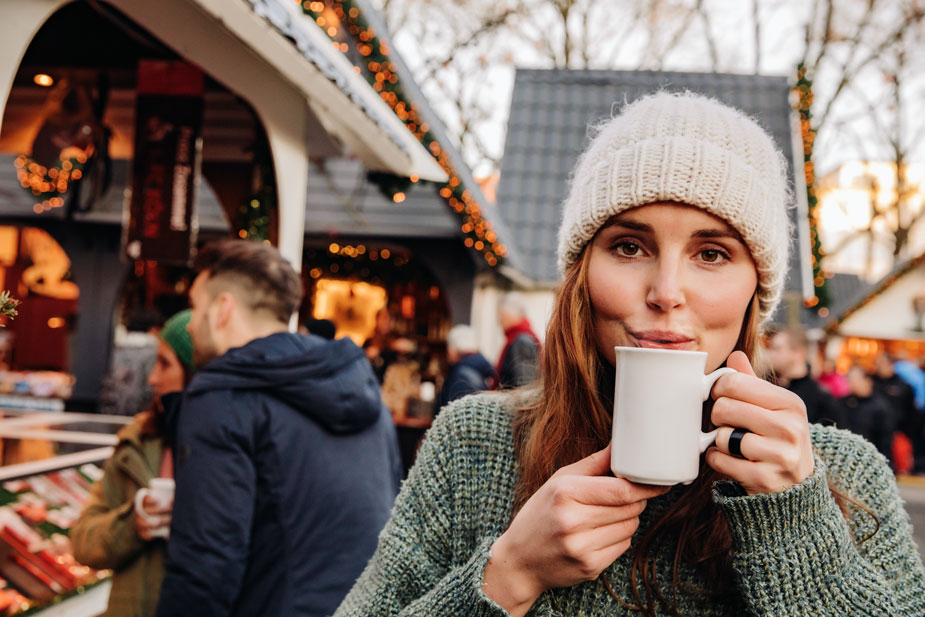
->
[482, 444, 669, 617]
[134, 492, 172, 541]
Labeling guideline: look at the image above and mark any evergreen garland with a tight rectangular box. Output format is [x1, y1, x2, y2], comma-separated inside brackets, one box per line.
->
[794, 63, 830, 312]
[0, 291, 19, 326]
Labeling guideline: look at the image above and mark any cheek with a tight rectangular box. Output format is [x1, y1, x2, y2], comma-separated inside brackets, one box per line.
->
[193, 312, 210, 340]
[165, 364, 186, 391]
[588, 253, 632, 318]
[692, 268, 756, 363]
[587, 254, 638, 355]
[697, 287, 752, 329]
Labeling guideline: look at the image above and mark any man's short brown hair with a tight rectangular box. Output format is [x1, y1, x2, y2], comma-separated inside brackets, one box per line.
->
[194, 239, 303, 323]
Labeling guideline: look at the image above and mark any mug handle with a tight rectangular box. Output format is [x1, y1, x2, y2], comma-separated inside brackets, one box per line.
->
[698, 367, 737, 453]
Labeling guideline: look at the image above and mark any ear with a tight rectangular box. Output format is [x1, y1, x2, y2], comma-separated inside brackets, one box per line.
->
[213, 291, 236, 329]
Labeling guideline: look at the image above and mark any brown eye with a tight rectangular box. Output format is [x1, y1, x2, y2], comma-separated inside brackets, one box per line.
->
[700, 248, 729, 263]
[616, 242, 641, 256]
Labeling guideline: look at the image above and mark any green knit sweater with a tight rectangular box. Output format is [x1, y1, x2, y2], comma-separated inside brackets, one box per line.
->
[335, 394, 925, 616]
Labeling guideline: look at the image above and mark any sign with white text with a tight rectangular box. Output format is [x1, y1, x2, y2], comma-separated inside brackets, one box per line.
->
[124, 61, 203, 264]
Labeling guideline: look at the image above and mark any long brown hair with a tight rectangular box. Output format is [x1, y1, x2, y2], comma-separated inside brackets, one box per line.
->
[512, 246, 867, 615]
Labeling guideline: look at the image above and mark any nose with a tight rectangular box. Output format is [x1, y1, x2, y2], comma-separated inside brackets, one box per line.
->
[645, 257, 685, 312]
[147, 366, 159, 388]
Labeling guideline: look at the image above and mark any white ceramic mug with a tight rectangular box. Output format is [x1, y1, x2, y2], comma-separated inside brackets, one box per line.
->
[134, 477, 175, 538]
[610, 347, 736, 486]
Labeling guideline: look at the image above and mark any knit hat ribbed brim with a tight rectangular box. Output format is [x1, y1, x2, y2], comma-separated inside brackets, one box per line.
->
[556, 91, 792, 324]
[159, 309, 195, 373]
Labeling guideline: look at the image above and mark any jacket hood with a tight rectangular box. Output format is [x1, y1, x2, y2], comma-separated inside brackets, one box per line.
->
[459, 352, 494, 379]
[186, 332, 383, 434]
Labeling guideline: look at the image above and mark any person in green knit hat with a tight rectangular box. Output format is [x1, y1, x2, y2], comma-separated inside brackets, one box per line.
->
[335, 92, 925, 617]
[72, 309, 194, 617]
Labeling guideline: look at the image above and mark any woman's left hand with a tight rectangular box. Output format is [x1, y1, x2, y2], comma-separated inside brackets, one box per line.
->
[705, 351, 815, 495]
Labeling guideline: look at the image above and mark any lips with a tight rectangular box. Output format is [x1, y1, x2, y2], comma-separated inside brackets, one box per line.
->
[628, 329, 695, 350]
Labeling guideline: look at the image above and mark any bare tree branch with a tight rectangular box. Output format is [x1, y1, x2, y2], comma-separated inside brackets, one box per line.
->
[580, 0, 592, 67]
[600, 1, 649, 67]
[511, 2, 564, 66]
[560, 0, 573, 68]
[751, 0, 762, 74]
[650, 1, 700, 69]
[415, 7, 521, 83]
[814, 5, 924, 130]
[696, 0, 719, 71]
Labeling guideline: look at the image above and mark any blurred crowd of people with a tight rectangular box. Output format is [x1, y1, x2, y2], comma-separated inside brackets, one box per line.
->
[766, 327, 925, 474]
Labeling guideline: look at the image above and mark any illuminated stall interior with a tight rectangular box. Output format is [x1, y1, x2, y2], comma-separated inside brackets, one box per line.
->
[0, 227, 77, 376]
[302, 241, 450, 351]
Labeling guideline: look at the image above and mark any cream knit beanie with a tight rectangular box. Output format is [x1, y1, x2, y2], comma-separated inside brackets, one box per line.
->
[557, 91, 792, 323]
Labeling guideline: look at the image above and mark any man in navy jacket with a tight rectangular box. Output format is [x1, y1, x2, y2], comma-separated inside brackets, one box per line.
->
[156, 240, 401, 617]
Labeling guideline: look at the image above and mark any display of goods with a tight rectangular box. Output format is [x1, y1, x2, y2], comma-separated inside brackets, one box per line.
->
[0, 465, 107, 614]
[0, 372, 75, 399]
[0, 577, 28, 615]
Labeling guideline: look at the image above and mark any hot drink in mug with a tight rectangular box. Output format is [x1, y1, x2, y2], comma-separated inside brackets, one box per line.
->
[610, 346, 735, 485]
[134, 477, 175, 539]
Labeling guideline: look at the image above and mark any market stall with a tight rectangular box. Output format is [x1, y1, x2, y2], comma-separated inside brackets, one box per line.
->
[827, 252, 925, 369]
[0, 411, 129, 615]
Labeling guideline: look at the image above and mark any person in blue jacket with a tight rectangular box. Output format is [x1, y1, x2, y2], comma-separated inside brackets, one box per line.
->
[155, 239, 401, 617]
[435, 324, 495, 414]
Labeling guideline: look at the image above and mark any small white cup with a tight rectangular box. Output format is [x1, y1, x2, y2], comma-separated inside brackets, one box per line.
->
[610, 347, 735, 486]
[134, 478, 175, 538]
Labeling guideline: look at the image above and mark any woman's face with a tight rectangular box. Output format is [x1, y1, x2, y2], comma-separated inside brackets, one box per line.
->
[147, 339, 186, 403]
[587, 203, 757, 373]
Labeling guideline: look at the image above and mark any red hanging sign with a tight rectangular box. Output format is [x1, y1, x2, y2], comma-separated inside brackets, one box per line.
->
[124, 61, 204, 264]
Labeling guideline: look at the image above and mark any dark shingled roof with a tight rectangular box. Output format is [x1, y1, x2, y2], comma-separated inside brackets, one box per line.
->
[496, 69, 808, 304]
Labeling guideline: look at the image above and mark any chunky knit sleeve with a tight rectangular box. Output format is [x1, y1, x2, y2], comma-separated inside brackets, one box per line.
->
[713, 425, 925, 616]
[334, 396, 519, 617]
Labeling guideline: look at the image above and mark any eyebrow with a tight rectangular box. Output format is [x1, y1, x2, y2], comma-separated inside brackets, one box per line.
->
[604, 216, 743, 242]
[692, 229, 742, 241]
[606, 217, 653, 233]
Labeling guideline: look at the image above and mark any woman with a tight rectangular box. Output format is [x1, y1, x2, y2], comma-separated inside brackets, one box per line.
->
[335, 92, 925, 616]
[72, 309, 193, 617]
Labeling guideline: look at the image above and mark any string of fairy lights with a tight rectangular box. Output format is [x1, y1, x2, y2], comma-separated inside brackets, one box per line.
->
[794, 63, 831, 317]
[301, 0, 507, 267]
[14, 153, 88, 214]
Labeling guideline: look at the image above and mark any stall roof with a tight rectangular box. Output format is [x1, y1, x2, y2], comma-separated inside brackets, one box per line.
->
[828, 253, 925, 340]
[111, 0, 445, 183]
[305, 158, 460, 239]
[238, 0, 446, 183]
[0, 153, 466, 242]
[299, 0, 519, 266]
[496, 70, 809, 299]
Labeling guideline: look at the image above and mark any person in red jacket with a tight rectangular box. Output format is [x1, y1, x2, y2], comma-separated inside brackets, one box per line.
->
[495, 292, 541, 389]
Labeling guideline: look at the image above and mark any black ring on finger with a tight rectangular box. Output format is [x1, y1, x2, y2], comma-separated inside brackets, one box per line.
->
[728, 428, 749, 459]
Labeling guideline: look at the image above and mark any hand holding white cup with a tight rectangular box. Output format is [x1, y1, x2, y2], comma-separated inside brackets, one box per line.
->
[706, 351, 815, 495]
[610, 346, 735, 486]
[134, 478, 174, 540]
